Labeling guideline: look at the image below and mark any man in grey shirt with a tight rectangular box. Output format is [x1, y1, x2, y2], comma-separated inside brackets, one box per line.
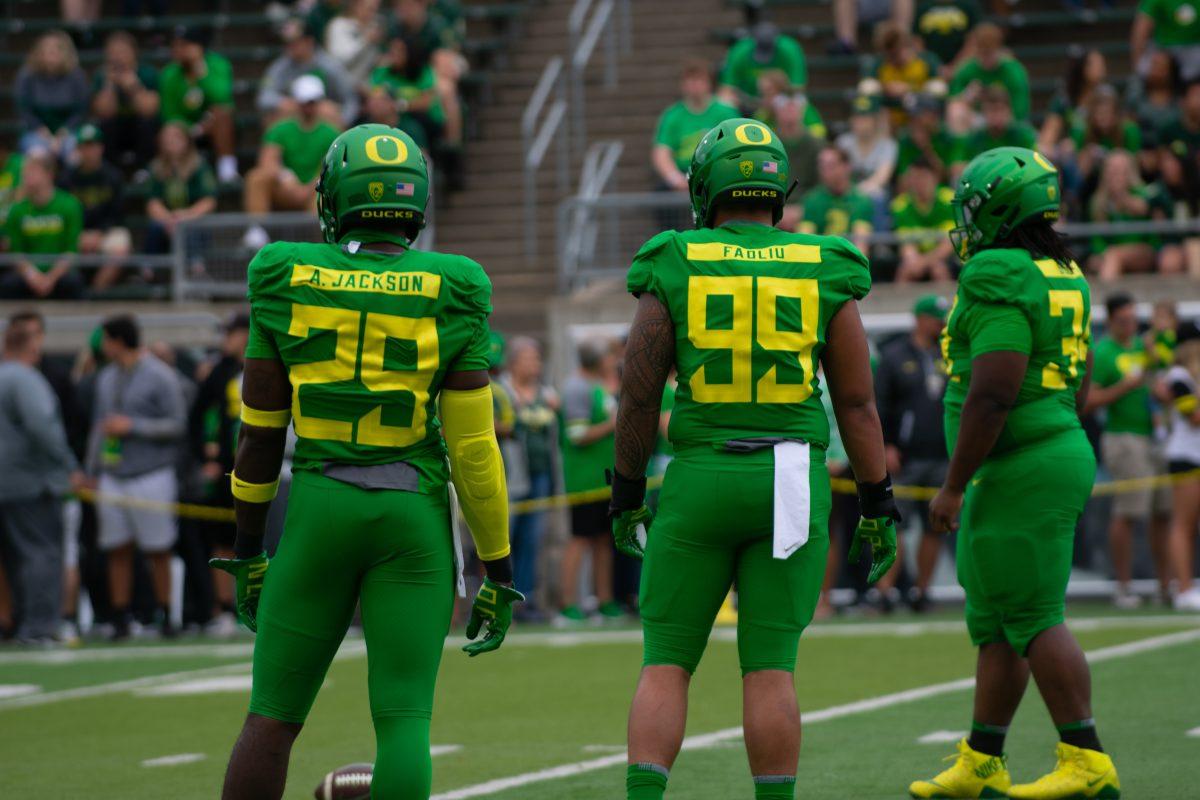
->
[0, 317, 82, 642]
[257, 21, 359, 126]
[86, 315, 187, 640]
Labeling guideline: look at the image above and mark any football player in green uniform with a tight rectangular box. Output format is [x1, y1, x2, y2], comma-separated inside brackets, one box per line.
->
[211, 123, 522, 800]
[910, 147, 1121, 800]
[608, 118, 900, 800]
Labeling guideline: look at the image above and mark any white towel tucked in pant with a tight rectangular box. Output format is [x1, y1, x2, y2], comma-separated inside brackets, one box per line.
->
[772, 441, 811, 560]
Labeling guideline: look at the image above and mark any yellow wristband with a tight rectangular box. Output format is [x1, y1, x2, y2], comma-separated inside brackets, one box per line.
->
[240, 404, 291, 428]
[1176, 394, 1199, 415]
[230, 472, 280, 503]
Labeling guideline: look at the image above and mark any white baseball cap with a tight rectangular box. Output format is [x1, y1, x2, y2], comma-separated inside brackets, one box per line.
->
[291, 74, 326, 104]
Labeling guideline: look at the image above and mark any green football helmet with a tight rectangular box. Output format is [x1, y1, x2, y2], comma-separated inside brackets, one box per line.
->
[316, 123, 429, 244]
[688, 118, 791, 228]
[950, 146, 1061, 259]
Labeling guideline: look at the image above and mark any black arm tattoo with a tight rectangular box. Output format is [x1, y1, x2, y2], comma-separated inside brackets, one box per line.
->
[614, 294, 676, 479]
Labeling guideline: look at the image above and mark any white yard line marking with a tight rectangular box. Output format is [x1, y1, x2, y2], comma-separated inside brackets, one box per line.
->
[0, 642, 259, 665]
[431, 745, 463, 757]
[1186, 726, 1200, 738]
[429, 628, 1200, 800]
[3, 614, 1196, 666]
[141, 753, 207, 768]
[4, 620, 1197, 713]
[0, 684, 40, 699]
[581, 745, 625, 753]
[918, 730, 967, 744]
[134, 675, 254, 697]
[0, 641, 366, 712]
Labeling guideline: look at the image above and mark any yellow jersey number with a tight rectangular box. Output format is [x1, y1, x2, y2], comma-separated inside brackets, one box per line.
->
[287, 303, 438, 447]
[1042, 289, 1089, 390]
[687, 275, 819, 404]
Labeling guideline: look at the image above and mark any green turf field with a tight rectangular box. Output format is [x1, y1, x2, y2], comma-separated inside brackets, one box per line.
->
[1, 609, 1198, 799]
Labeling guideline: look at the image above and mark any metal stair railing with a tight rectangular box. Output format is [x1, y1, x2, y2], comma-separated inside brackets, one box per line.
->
[522, 56, 569, 258]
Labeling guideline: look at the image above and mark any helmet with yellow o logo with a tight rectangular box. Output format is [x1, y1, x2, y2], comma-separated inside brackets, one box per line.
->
[316, 123, 429, 244]
[688, 117, 790, 228]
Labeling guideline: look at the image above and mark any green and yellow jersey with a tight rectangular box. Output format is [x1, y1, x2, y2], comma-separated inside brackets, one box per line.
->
[1092, 336, 1153, 436]
[891, 186, 956, 253]
[796, 185, 874, 237]
[942, 249, 1091, 455]
[560, 377, 616, 494]
[628, 222, 871, 451]
[5, 188, 83, 271]
[243, 240, 493, 489]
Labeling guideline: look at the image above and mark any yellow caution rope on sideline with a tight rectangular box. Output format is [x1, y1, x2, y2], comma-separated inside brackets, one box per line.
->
[74, 470, 1200, 521]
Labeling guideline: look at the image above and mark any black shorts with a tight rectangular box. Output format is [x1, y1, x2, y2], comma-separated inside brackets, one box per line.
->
[1169, 459, 1200, 475]
[570, 500, 610, 538]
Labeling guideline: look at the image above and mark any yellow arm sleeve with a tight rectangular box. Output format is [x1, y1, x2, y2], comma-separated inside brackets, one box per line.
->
[440, 385, 511, 561]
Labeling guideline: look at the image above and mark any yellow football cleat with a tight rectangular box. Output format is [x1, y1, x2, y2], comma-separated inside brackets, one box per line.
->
[909, 738, 1011, 798]
[1007, 742, 1120, 799]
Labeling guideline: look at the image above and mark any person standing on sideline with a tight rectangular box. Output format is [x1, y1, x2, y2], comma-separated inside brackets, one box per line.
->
[558, 340, 622, 624]
[1162, 321, 1200, 611]
[873, 294, 950, 611]
[86, 315, 187, 640]
[188, 312, 249, 636]
[1086, 293, 1171, 608]
[0, 318, 84, 643]
[501, 336, 560, 618]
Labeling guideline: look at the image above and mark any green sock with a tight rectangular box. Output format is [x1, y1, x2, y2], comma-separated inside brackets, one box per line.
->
[753, 775, 796, 799]
[627, 763, 668, 800]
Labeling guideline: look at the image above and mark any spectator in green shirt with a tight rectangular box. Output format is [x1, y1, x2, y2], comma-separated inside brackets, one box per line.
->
[948, 22, 1031, 120]
[242, 76, 342, 248]
[718, 21, 807, 109]
[796, 145, 874, 254]
[369, 37, 452, 152]
[756, 69, 826, 226]
[890, 158, 956, 281]
[1157, 78, 1200, 214]
[1133, 0, 1200, 81]
[1088, 149, 1184, 280]
[391, 0, 461, 56]
[1069, 84, 1143, 186]
[91, 31, 160, 168]
[0, 146, 22, 232]
[1038, 48, 1108, 158]
[143, 122, 218, 255]
[895, 93, 965, 183]
[1085, 293, 1172, 607]
[0, 152, 84, 300]
[913, 0, 982, 69]
[159, 26, 238, 183]
[558, 340, 620, 624]
[59, 124, 132, 292]
[961, 85, 1037, 162]
[652, 60, 739, 192]
[306, 0, 346, 43]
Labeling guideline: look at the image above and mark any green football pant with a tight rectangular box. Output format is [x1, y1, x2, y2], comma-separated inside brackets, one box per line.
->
[639, 447, 830, 675]
[249, 470, 456, 800]
[956, 430, 1096, 656]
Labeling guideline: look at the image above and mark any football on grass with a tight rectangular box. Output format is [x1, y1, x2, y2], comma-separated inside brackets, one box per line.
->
[314, 762, 373, 799]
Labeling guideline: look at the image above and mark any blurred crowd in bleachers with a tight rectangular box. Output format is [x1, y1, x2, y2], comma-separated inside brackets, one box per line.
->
[652, 0, 1200, 282]
[0, 0, 474, 299]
